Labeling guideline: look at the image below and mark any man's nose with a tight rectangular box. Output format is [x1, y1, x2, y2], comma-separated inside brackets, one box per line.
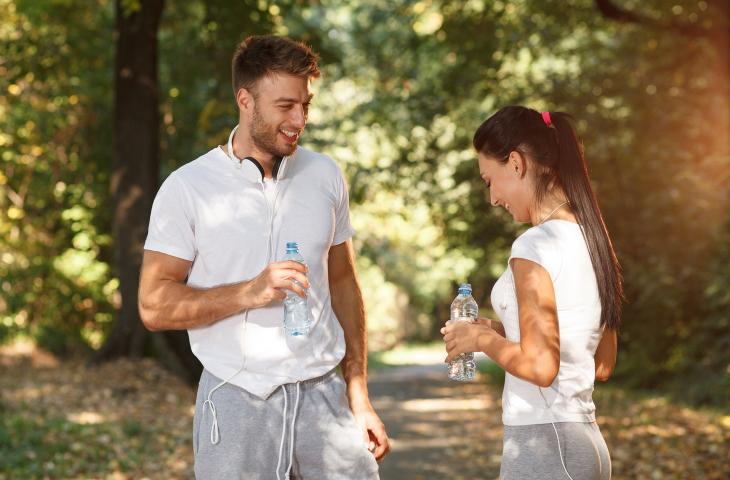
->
[290, 105, 306, 128]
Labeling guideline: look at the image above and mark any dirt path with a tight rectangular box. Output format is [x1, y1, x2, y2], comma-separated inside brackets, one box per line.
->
[369, 361, 503, 480]
[368, 359, 730, 480]
[2, 346, 727, 479]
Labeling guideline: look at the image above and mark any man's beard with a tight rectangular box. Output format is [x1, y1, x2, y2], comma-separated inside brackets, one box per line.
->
[249, 105, 298, 158]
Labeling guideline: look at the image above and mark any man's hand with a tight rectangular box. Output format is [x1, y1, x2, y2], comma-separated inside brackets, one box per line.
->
[352, 403, 390, 462]
[243, 261, 310, 308]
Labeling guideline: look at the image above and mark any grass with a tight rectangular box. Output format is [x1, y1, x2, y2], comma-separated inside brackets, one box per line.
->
[0, 411, 161, 478]
[2, 341, 727, 479]
[0, 351, 195, 480]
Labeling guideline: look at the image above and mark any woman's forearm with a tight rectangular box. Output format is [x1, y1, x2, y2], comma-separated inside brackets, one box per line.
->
[478, 330, 558, 388]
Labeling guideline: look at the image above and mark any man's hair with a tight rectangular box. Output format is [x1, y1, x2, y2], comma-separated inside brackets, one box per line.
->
[231, 35, 320, 96]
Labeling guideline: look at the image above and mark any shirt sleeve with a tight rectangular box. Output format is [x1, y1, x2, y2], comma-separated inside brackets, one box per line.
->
[509, 227, 562, 282]
[143, 173, 196, 261]
[331, 167, 355, 246]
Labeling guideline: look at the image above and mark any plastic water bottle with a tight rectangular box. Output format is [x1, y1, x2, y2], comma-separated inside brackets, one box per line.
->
[448, 283, 478, 381]
[282, 242, 310, 336]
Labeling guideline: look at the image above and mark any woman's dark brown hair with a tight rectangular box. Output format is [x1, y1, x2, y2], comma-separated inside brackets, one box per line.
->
[473, 106, 623, 330]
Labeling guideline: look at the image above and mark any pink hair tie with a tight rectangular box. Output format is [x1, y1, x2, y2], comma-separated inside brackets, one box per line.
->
[541, 111, 552, 126]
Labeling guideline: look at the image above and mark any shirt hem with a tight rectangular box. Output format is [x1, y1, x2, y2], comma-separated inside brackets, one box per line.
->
[502, 412, 596, 426]
[332, 228, 355, 246]
[143, 242, 195, 262]
[202, 359, 343, 401]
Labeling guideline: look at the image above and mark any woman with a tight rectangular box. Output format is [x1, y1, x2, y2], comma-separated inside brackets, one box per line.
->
[442, 106, 622, 480]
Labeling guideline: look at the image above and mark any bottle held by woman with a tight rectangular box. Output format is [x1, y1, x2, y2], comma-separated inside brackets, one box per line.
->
[448, 283, 478, 381]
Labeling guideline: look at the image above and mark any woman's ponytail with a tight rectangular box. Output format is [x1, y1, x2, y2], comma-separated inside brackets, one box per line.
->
[551, 112, 624, 330]
[474, 106, 624, 330]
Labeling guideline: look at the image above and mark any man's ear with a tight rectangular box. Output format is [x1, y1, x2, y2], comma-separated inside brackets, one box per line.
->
[508, 151, 528, 179]
[236, 87, 254, 111]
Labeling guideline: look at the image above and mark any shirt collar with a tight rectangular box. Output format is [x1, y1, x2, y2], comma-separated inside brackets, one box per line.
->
[225, 125, 291, 182]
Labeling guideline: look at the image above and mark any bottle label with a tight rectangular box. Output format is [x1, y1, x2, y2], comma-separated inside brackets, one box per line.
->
[452, 316, 474, 323]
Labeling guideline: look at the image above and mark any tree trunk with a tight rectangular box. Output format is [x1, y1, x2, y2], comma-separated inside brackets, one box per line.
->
[92, 0, 201, 384]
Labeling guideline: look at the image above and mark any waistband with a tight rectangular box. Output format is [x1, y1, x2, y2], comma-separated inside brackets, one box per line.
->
[203, 366, 340, 395]
[286, 367, 339, 388]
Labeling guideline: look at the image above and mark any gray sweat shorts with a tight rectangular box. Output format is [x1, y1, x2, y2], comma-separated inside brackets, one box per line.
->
[193, 368, 380, 480]
[501, 421, 611, 480]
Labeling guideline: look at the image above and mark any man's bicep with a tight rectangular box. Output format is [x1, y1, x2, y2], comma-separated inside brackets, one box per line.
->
[327, 240, 356, 287]
[141, 250, 192, 285]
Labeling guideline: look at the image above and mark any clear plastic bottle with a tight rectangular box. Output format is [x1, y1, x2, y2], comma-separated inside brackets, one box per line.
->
[282, 242, 311, 336]
[448, 283, 478, 381]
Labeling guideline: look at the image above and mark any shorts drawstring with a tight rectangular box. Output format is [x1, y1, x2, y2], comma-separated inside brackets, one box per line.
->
[287, 383, 302, 477]
[203, 366, 245, 445]
[276, 382, 302, 480]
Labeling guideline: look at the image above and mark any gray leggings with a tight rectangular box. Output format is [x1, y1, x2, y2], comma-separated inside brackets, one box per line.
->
[501, 422, 611, 480]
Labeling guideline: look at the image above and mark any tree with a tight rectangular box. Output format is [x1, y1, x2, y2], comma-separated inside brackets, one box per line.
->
[90, 0, 202, 381]
[94, 0, 296, 381]
[3, 0, 726, 403]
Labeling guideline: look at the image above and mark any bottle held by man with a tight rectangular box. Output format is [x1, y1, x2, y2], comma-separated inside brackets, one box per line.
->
[448, 283, 478, 381]
[282, 241, 311, 336]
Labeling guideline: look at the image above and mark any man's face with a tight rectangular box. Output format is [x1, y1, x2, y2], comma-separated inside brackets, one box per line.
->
[247, 73, 313, 158]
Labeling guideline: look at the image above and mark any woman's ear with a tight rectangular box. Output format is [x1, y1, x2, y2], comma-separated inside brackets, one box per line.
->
[508, 151, 528, 179]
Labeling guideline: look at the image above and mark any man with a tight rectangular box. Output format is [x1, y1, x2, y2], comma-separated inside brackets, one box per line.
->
[138, 35, 389, 479]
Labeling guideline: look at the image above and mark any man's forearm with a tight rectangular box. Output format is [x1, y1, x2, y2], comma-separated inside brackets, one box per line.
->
[139, 279, 252, 331]
[331, 277, 370, 409]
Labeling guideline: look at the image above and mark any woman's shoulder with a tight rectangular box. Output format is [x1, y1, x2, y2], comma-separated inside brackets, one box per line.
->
[510, 221, 581, 278]
[520, 220, 581, 244]
[513, 221, 566, 248]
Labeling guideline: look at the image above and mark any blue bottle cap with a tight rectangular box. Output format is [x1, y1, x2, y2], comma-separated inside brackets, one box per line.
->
[458, 283, 472, 294]
[286, 241, 298, 251]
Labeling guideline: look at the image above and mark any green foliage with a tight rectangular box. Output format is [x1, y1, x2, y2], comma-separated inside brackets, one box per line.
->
[477, 358, 506, 386]
[673, 206, 730, 405]
[297, 0, 729, 404]
[0, 0, 116, 354]
[2, 0, 728, 404]
[546, 1, 730, 398]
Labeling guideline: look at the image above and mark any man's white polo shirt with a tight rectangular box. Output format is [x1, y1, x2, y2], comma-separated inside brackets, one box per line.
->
[144, 144, 354, 399]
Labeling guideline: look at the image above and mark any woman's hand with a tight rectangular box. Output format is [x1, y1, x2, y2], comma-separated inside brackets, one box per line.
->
[441, 317, 495, 363]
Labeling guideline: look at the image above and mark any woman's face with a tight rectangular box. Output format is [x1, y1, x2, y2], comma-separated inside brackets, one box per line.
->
[477, 151, 535, 223]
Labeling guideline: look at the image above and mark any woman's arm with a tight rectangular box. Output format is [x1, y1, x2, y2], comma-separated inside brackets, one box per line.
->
[594, 328, 617, 381]
[485, 317, 506, 338]
[443, 258, 560, 388]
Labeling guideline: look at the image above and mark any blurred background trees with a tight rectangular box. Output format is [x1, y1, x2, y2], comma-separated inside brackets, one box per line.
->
[1, 0, 728, 405]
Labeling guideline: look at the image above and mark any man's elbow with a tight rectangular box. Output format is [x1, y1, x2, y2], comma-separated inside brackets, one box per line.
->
[595, 365, 614, 382]
[138, 300, 163, 332]
[535, 372, 558, 388]
[533, 361, 559, 388]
